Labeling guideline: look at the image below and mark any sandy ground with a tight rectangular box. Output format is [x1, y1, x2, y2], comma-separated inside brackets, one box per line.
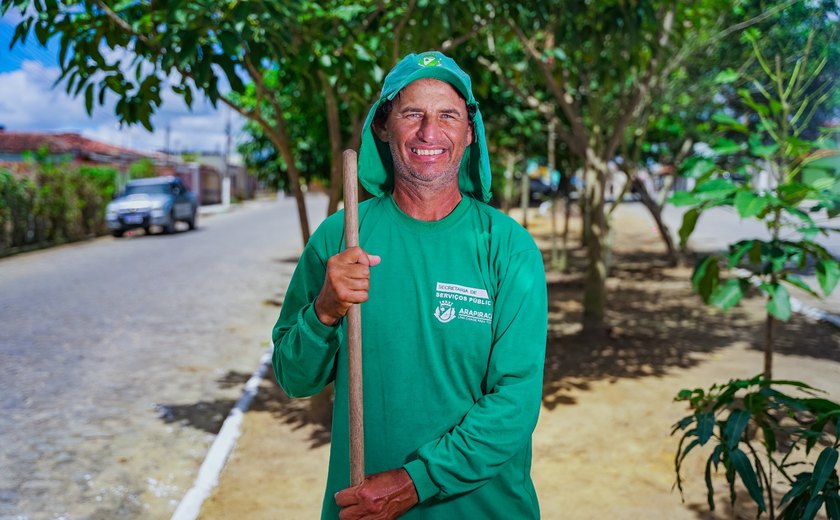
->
[198, 204, 840, 519]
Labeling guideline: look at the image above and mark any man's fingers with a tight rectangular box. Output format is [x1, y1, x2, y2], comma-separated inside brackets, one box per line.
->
[335, 289, 371, 305]
[337, 247, 380, 267]
[337, 504, 363, 520]
[334, 487, 358, 507]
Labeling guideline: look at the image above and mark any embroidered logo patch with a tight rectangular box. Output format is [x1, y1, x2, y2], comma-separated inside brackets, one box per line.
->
[418, 53, 442, 67]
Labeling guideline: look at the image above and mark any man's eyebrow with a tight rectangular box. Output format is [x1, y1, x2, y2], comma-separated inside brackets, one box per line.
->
[398, 105, 464, 116]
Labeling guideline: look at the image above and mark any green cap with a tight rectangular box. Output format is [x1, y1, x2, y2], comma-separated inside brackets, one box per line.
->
[357, 51, 492, 202]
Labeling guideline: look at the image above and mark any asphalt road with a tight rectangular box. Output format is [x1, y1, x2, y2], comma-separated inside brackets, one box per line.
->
[0, 194, 327, 519]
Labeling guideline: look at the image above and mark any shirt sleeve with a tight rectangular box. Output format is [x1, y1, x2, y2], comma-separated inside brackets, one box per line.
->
[403, 247, 547, 501]
[272, 229, 343, 398]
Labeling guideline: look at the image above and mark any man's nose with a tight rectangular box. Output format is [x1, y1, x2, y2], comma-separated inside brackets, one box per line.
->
[417, 116, 442, 141]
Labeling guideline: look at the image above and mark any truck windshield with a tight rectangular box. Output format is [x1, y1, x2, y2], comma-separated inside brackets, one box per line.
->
[124, 184, 171, 196]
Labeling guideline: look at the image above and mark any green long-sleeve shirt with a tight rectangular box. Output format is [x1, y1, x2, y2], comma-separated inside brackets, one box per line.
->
[272, 194, 547, 519]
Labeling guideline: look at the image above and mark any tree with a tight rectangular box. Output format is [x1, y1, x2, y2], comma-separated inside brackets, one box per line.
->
[1, 0, 393, 245]
[673, 26, 839, 381]
[479, 1, 723, 331]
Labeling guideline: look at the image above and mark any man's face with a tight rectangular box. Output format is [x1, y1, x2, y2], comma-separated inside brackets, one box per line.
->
[376, 78, 473, 190]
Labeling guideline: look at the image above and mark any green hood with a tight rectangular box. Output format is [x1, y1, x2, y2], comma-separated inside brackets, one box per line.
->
[358, 51, 492, 202]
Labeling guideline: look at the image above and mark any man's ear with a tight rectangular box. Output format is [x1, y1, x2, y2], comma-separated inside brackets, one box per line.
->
[372, 120, 389, 142]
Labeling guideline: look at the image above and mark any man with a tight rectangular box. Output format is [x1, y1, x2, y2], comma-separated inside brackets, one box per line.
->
[272, 51, 547, 519]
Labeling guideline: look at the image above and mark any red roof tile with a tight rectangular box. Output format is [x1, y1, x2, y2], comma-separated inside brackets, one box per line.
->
[0, 131, 152, 160]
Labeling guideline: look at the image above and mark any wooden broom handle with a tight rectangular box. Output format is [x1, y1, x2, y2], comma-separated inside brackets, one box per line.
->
[343, 149, 365, 486]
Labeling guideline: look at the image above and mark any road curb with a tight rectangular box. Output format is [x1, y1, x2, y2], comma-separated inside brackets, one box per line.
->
[733, 268, 840, 329]
[171, 348, 272, 520]
[790, 297, 840, 328]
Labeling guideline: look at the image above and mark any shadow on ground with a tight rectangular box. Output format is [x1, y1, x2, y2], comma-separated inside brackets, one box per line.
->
[541, 242, 750, 409]
[154, 399, 236, 434]
[154, 366, 331, 445]
[248, 371, 333, 449]
[536, 233, 840, 410]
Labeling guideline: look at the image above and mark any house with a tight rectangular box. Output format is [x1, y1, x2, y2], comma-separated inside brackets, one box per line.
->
[0, 128, 250, 205]
[0, 128, 152, 172]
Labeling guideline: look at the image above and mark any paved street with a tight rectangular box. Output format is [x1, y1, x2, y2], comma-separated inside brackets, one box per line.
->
[0, 194, 326, 519]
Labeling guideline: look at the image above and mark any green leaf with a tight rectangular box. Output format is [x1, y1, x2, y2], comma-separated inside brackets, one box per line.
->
[784, 274, 819, 298]
[803, 496, 825, 520]
[693, 178, 738, 201]
[815, 260, 840, 295]
[715, 68, 740, 84]
[826, 494, 840, 519]
[84, 83, 93, 115]
[780, 473, 811, 506]
[680, 208, 701, 248]
[705, 444, 724, 510]
[710, 278, 746, 311]
[734, 191, 769, 218]
[692, 255, 720, 302]
[778, 183, 813, 206]
[810, 447, 838, 497]
[750, 142, 779, 159]
[723, 409, 751, 450]
[711, 138, 743, 155]
[681, 156, 716, 178]
[697, 412, 715, 444]
[729, 448, 766, 512]
[669, 191, 699, 207]
[713, 112, 749, 133]
[766, 284, 792, 321]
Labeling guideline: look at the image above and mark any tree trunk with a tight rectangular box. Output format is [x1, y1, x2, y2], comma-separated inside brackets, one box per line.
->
[321, 72, 344, 217]
[764, 314, 774, 381]
[632, 176, 678, 266]
[582, 158, 609, 332]
[519, 172, 530, 229]
[581, 167, 595, 247]
[502, 152, 515, 214]
[548, 119, 558, 266]
[265, 125, 311, 245]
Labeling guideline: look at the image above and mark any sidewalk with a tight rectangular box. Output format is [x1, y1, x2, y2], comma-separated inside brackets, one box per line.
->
[195, 204, 840, 519]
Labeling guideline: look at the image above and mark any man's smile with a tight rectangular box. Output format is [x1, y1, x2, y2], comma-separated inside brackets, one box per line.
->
[411, 147, 445, 157]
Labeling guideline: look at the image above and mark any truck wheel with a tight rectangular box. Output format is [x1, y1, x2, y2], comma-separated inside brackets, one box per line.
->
[188, 210, 198, 230]
[111, 230, 124, 238]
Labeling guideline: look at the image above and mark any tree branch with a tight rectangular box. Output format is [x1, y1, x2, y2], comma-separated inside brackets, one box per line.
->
[334, 1, 386, 58]
[476, 55, 582, 156]
[604, 6, 675, 159]
[661, 0, 797, 81]
[508, 18, 587, 146]
[441, 17, 488, 51]
[391, 0, 417, 65]
[94, 1, 154, 48]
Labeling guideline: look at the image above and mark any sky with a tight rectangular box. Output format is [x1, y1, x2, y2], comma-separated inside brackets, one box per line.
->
[0, 12, 244, 155]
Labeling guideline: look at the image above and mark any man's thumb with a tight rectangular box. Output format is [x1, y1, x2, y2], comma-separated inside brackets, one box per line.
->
[367, 254, 381, 267]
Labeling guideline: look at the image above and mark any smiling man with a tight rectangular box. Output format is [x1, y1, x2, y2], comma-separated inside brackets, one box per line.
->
[272, 51, 547, 519]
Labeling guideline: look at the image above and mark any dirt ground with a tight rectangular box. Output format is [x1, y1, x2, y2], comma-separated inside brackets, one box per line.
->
[198, 204, 840, 519]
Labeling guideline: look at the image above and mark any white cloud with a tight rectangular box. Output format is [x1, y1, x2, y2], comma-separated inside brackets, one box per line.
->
[0, 59, 244, 155]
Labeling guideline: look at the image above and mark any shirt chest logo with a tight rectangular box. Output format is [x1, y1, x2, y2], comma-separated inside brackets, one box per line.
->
[433, 282, 493, 325]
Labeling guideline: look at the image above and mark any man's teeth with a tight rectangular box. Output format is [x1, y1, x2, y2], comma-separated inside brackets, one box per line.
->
[412, 148, 444, 156]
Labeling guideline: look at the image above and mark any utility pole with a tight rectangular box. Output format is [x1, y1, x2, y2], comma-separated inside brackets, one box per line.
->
[165, 125, 171, 165]
[222, 108, 232, 208]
